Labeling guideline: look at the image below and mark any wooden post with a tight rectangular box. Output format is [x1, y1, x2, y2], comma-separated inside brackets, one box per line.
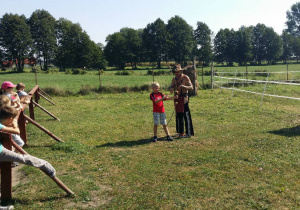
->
[152, 67, 154, 82]
[246, 64, 248, 80]
[23, 115, 64, 142]
[202, 62, 204, 88]
[29, 97, 35, 120]
[211, 61, 214, 89]
[99, 69, 101, 89]
[39, 88, 52, 99]
[38, 92, 55, 105]
[0, 133, 12, 203]
[18, 109, 27, 145]
[32, 101, 60, 121]
[35, 65, 38, 85]
[287, 63, 289, 81]
[11, 140, 74, 195]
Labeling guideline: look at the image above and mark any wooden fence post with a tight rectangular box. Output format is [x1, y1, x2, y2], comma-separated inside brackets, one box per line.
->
[0, 133, 12, 204]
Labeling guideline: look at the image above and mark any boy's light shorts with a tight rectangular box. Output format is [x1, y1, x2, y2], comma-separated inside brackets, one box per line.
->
[12, 134, 25, 147]
[153, 112, 167, 125]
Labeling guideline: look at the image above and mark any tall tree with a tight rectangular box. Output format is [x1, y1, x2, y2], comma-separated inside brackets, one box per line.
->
[285, 2, 300, 37]
[264, 28, 283, 64]
[194, 21, 213, 66]
[236, 26, 253, 66]
[55, 18, 103, 70]
[29, 9, 57, 71]
[142, 18, 169, 68]
[252, 24, 282, 64]
[281, 31, 294, 62]
[104, 32, 127, 69]
[55, 18, 73, 70]
[213, 28, 236, 66]
[214, 29, 227, 64]
[166, 15, 195, 65]
[0, 13, 32, 72]
[120, 27, 143, 69]
[252, 23, 268, 64]
[89, 41, 106, 69]
[293, 36, 300, 61]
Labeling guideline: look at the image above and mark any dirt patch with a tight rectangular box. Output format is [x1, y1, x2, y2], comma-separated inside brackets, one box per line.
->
[65, 185, 113, 209]
[12, 164, 28, 187]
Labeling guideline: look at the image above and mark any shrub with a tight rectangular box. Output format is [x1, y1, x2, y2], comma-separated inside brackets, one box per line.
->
[147, 69, 171, 76]
[42, 86, 69, 96]
[78, 85, 92, 95]
[115, 70, 130, 75]
[71, 69, 86, 75]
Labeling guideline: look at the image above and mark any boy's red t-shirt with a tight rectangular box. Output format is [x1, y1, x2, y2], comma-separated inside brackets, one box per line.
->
[150, 92, 165, 113]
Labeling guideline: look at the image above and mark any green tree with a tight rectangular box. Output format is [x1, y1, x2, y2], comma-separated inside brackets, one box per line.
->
[120, 27, 143, 69]
[166, 15, 195, 65]
[236, 26, 253, 66]
[281, 31, 294, 62]
[89, 41, 106, 69]
[214, 29, 227, 64]
[292, 37, 300, 61]
[142, 18, 169, 68]
[285, 2, 300, 37]
[264, 28, 283, 64]
[56, 18, 99, 70]
[29, 9, 57, 71]
[0, 13, 32, 72]
[252, 23, 268, 64]
[252, 24, 282, 64]
[213, 28, 236, 66]
[194, 21, 213, 66]
[104, 32, 127, 69]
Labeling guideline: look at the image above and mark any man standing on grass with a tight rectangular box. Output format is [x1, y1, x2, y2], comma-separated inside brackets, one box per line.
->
[169, 64, 194, 138]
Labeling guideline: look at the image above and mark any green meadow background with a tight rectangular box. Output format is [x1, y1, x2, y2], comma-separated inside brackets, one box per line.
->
[0, 64, 299, 209]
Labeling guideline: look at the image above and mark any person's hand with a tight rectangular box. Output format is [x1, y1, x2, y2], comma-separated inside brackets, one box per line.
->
[174, 95, 178, 99]
[12, 121, 18, 128]
[178, 85, 185, 90]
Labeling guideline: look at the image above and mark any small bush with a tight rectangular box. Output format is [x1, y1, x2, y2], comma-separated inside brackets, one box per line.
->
[71, 69, 87, 75]
[115, 70, 131, 75]
[78, 85, 92, 95]
[42, 86, 71, 96]
[147, 69, 171, 76]
[253, 70, 271, 77]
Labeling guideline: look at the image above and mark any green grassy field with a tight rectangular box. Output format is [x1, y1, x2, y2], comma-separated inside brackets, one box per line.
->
[0, 64, 299, 209]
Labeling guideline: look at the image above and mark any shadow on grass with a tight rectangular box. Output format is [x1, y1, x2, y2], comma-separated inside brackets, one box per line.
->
[269, 125, 300, 137]
[5, 194, 72, 206]
[96, 138, 156, 148]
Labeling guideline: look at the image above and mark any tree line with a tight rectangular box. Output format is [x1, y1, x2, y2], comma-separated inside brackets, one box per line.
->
[2, 2, 300, 72]
[0, 10, 106, 72]
[105, 2, 300, 69]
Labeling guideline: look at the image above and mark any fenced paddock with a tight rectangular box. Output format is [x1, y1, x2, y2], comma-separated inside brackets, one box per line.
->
[0, 65, 299, 209]
[213, 70, 300, 102]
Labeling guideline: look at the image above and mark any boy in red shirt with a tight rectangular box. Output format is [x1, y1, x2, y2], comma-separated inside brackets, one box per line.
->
[150, 82, 177, 142]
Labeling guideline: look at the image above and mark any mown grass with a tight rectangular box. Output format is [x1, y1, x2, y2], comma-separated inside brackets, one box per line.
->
[3, 88, 299, 209]
[0, 63, 299, 209]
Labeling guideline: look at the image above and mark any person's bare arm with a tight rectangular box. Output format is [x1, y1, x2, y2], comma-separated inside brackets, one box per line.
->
[1, 124, 20, 135]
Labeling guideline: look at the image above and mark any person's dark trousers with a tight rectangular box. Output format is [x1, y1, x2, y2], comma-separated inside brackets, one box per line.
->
[176, 103, 194, 136]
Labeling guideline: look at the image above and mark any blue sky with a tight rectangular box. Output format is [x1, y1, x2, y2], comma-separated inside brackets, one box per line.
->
[0, 0, 297, 45]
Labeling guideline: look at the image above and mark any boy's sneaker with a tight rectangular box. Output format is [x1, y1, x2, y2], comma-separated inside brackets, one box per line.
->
[40, 162, 56, 178]
[11, 162, 19, 168]
[166, 135, 173, 141]
[152, 136, 158, 142]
